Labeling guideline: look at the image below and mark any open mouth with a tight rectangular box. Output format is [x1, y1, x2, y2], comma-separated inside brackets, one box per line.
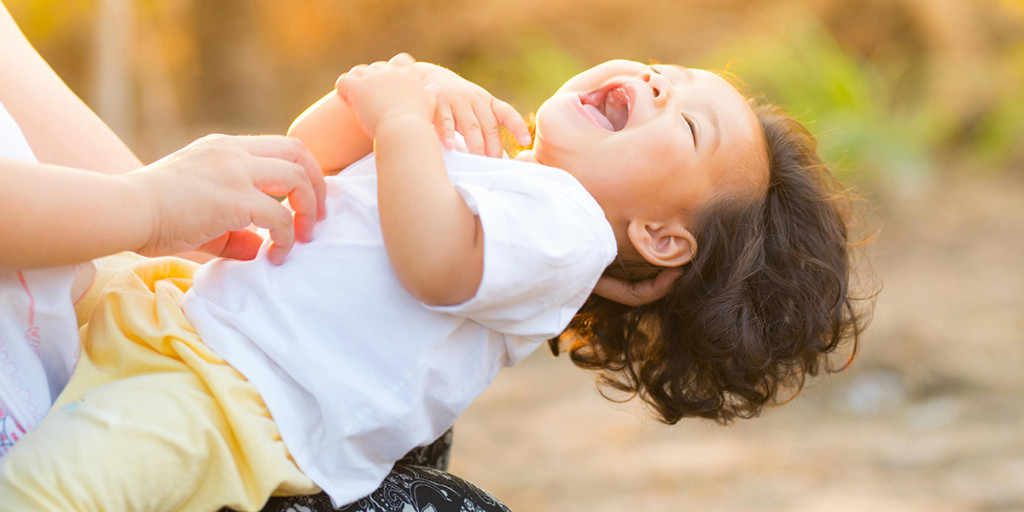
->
[578, 84, 630, 131]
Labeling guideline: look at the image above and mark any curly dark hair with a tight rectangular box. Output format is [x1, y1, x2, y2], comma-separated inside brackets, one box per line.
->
[549, 102, 872, 425]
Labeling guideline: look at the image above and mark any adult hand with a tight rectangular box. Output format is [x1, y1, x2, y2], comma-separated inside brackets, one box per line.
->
[412, 60, 531, 157]
[127, 134, 326, 265]
[593, 268, 682, 306]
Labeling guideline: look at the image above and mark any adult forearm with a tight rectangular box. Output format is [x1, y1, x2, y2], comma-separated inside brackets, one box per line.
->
[0, 4, 142, 174]
[374, 115, 483, 306]
[0, 158, 150, 268]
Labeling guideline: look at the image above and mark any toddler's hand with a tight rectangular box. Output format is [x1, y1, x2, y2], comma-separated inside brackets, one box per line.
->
[335, 54, 436, 138]
[127, 134, 326, 265]
[413, 61, 532, 157]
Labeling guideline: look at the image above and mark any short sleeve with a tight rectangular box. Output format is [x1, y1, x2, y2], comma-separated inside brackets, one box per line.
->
[426, 163, 617, 354]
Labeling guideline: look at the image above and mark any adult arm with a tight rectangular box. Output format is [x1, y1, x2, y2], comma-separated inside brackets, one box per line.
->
[0, 135, 325, 268]
[0, 2, 141, 173]
[0, 3, 326, 267]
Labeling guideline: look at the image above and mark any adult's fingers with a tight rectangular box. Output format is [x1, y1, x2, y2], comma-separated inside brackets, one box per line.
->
[248, 193, 296, 266]
[250, 158, 319, 245]
[592, 268, 682, 306]
[196, 229, 263, 261]
[229, 135, 327, 222]
[492, 98, 532, 147]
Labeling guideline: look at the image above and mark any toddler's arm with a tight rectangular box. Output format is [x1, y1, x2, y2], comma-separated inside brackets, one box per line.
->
[287, 91, 373, 174]
[336, 54, 504, 305]
[287, 62, 529, 172]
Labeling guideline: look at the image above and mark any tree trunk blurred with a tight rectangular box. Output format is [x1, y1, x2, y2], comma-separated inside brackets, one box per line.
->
[134, 3, 188, 161]
[91, 0, 134, 146]
[192, 0, 278, 133]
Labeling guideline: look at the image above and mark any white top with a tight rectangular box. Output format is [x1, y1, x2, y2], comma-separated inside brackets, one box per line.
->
[182, 150, 617, 505]
[0, 102, 80, 458]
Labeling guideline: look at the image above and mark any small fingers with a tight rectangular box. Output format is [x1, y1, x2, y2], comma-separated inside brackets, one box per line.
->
[336, 65, 367, 94]
[388, 52, 415, 66]
[492, 98, 532, 147]
[433, 95, 457, 150]
[453, 102, 486, 156]
[472, 99, 504, 158]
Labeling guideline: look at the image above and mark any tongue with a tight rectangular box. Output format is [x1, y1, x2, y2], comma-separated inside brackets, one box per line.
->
[582, 103, 614, 131]
[604, 88, 629, 131]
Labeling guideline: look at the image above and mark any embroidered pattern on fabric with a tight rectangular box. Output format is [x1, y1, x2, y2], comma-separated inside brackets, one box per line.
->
[0, 409, 26, 457]
[257, 465, 510, 512]
[16, 272, 40, 354]
[0, 271, 45, 456]
[253, 429, 509, 512]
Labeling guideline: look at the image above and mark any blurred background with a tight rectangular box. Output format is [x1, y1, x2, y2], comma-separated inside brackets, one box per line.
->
[8, 0, 1024, 510]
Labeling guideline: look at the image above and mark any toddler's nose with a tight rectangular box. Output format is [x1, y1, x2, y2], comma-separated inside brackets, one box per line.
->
[641, 72, 671, 108]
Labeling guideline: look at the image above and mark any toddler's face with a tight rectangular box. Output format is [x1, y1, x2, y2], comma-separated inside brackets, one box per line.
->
[523, 60, 767, 230]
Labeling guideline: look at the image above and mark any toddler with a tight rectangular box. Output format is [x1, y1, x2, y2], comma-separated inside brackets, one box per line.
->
[0, 54, 867, 510]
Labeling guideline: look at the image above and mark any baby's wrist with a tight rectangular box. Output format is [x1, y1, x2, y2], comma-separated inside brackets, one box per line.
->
[374, 111, 435, 140]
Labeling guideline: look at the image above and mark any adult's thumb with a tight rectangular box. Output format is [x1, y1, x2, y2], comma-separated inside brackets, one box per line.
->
[198, 229, 264, 260]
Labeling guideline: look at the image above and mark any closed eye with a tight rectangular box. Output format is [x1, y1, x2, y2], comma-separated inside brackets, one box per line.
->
[651, 65, 698, 146]
[682, 113, 697, 147]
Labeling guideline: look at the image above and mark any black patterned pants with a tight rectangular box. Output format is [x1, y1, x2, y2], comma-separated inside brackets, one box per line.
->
[254, 429, 510, 512]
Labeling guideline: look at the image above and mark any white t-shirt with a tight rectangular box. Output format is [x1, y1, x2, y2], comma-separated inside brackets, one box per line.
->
[182, 150, 617, 505]
[0, 102, 80, 457]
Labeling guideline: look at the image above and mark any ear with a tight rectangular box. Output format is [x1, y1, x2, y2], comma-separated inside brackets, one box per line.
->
[626, 218, 696, 267]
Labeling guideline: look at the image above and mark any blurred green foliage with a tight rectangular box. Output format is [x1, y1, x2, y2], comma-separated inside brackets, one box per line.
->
[970, 41, 1024, 169]
[702, 15, 938, 183]
[458, 33, 583, 117]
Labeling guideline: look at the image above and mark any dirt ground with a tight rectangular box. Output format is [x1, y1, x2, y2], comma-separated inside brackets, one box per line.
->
[450, 173, 1024, 512]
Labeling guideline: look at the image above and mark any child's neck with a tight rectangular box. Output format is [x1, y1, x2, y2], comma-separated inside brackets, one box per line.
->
[514, 149, 636, 263]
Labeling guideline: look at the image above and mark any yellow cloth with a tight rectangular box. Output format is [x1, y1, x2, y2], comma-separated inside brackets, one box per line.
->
[0, 256, 318, 511]
[73, 252, 146, 327]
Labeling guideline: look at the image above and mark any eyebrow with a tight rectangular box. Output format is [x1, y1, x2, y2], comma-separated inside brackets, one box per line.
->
[681, 66, 696, 83]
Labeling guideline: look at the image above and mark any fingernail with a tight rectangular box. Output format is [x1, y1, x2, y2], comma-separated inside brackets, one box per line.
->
[268, 246, 284, 265]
